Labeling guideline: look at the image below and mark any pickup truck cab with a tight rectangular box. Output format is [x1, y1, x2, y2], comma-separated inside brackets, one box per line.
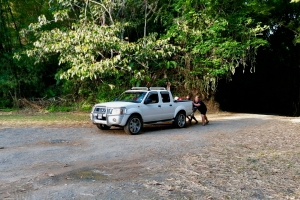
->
[90, 87, 193, 134]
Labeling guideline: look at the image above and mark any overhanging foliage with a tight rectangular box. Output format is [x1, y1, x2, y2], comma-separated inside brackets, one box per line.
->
[1, 0, 300, 114]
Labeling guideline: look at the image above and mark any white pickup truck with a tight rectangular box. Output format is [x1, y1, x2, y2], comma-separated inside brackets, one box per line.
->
[90, 87, 194, 134]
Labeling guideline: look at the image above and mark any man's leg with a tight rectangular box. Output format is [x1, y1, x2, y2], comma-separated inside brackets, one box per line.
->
[201, 114, 206, 126]
[186, 115, 192, 124]
[205, 115, 209, 124]
[191, 108, 198, 123]
[193, 116, 198, 123]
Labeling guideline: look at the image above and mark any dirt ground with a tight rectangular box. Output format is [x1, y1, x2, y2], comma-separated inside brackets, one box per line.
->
[1, 112, 300, 199]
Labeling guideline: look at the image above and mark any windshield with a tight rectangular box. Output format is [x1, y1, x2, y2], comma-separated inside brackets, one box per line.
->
[115, 92, 147, 103]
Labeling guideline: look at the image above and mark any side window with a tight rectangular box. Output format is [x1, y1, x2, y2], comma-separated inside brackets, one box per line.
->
[146, 92, 159, 103]
[160, 92, 170, 103]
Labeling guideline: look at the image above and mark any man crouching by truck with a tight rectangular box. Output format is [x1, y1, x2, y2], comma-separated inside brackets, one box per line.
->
[193, 95, 209, 126]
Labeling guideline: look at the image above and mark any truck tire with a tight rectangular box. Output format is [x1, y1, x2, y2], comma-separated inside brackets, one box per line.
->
[96, 124, 111, 130]
[174, 111, 186, 128]
[124, 115, 143, 135]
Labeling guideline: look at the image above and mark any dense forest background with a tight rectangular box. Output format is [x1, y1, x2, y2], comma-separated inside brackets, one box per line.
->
[1, 0, 299, 115]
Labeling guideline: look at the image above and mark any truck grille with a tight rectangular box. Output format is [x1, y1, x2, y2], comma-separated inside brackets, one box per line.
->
[94, 107, 106, 114]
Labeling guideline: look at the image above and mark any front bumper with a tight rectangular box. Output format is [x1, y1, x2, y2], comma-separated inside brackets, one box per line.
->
[90, 113, 129, 126]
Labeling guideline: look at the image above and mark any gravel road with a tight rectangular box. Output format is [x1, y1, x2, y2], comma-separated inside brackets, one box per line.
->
[0, 113, 293, 199]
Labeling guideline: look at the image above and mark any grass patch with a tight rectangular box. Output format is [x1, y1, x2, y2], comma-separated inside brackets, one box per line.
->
[0, 108, 18, 112]
[0, 111, 91, 127]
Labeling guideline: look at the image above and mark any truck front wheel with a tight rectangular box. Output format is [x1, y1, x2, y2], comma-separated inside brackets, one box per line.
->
[124, 115, 143, 135]
[174, 111, 186, 128]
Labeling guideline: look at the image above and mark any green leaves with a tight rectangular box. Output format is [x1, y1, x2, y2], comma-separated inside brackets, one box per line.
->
[14, 0, 274, 100]
[26, 13, 178, 84]
[164, 0, 269, 94]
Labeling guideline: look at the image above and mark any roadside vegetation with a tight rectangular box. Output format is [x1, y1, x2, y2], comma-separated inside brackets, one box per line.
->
[0, 109, 90, 128]
[1, 0, 300, 116]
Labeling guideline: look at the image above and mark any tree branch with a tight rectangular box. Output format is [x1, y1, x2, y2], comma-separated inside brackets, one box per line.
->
[89, 0, 114, 25]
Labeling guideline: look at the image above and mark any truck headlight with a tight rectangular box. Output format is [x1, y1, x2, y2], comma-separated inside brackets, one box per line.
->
[107, 108, 126, 115]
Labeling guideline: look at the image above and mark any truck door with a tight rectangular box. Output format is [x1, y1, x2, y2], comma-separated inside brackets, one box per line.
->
[141, 92, 163, 122]
[160, 91, 174, 120]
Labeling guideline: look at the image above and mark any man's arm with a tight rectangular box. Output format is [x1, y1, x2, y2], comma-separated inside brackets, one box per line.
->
[193, 102, 200, 107]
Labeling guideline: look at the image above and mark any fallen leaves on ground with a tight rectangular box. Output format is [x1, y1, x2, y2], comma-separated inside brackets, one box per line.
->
[144, 119, 300, 199]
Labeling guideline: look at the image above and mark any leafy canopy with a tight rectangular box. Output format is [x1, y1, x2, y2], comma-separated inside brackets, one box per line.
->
[21, 0, 269, 95]
[24, 0, 178, 86]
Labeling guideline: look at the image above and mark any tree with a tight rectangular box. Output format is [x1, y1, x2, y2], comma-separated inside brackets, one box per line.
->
[24, 0, 268, 96]
[23, 0, 178, 90]
[162, 0, 269, 95]
[290, 0, 300, 44]
[216, 0, 300, 116]
[0, 0, 53, 107]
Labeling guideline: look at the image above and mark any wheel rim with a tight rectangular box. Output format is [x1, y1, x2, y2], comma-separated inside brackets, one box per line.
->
[178, 114, 185, 127]
[129, 117, 141, 134]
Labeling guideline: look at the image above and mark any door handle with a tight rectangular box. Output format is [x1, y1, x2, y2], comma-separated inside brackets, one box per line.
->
[158, 105, 161, 107]
[169, 104, 172, 106]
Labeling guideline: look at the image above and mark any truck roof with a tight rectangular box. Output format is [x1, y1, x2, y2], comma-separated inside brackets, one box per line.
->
[129, 87, 167, 91]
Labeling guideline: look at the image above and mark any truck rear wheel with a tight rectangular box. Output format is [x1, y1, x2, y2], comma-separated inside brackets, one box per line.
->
[124, 115, 143, 135]
[174, 111, 186, 128]
[96, 124, 111, 130]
